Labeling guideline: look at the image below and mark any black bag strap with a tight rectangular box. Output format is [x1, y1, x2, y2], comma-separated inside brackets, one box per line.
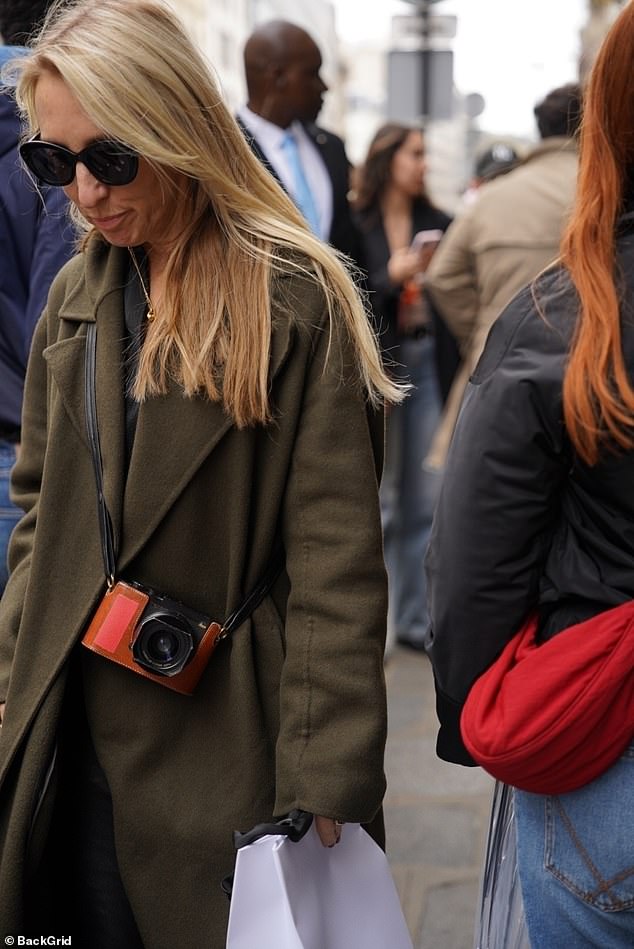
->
[85, 322, 117, 587]
[220, 810, 313, 901]
[232, 809, 313, 851]
[84, 323, 284, 632]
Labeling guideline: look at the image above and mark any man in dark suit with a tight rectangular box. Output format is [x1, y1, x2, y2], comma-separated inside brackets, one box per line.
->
[238, 20, 363, 265]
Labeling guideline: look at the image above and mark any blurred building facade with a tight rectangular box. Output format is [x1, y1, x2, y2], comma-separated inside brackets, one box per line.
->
[171, 0, 250, 106]
[341, 43, 387, 167]
[579, 0, 624, 81]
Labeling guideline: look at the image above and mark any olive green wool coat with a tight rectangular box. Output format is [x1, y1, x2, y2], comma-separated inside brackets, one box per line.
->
[0, 240, 389, 948]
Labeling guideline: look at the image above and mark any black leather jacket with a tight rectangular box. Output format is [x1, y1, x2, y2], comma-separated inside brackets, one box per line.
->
[426, 221, 634, 765]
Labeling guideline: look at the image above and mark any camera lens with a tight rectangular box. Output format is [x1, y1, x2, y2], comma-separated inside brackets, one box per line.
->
[148, 629, 181, 663]
[132, 611, 195, 676]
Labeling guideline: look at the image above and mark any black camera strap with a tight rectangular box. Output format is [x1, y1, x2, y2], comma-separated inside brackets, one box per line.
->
[85, 322, 117, 587]
[84, 323, 284, 632]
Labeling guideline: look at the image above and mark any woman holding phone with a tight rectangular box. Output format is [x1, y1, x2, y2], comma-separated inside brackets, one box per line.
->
[354, 123, 451, 654]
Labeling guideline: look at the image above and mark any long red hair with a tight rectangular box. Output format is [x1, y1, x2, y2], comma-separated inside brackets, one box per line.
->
[560, 1, 634, 465]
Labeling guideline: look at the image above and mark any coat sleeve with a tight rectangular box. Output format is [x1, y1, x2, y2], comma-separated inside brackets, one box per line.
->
[274, 303, 388, 823]
[425, 210, 480, 351]
[0, 314, 49, 702]
[425, 287, 571, 764]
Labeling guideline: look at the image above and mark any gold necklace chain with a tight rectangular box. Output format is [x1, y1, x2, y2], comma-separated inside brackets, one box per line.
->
[128, 247, 156, 322]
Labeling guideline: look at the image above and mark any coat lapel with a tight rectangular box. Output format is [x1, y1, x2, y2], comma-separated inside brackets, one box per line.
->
[118, 276, 295, 570]
[118, 384, 234, 569]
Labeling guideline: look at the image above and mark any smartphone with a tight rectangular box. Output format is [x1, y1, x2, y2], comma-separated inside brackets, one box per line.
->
[411, 229, 443, 273]
[411, 228, 444, 252]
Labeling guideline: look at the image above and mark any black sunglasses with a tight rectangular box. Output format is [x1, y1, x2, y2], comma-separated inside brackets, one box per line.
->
[19, 135, 139, 187]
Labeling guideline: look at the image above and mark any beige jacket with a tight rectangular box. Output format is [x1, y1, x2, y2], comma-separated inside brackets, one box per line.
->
[425, 137, 578, 467]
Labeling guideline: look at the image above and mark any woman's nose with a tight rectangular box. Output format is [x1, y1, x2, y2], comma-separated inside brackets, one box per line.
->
[72, 162, 109, 206]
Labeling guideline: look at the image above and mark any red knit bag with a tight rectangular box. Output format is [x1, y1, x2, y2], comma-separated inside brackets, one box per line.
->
[460, 600, 634, 794]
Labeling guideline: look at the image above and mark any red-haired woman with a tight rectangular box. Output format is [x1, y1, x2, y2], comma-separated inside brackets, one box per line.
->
[425, 4, 634, 946]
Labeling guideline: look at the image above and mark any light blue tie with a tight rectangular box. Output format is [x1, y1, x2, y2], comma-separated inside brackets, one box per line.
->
[280, 131, 321, 235]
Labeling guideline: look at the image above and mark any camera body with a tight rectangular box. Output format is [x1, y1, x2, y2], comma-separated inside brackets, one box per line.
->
[82, 580, 224, 694]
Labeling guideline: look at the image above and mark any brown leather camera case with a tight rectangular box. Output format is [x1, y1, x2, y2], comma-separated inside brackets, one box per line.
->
[82, 580, 224, 695]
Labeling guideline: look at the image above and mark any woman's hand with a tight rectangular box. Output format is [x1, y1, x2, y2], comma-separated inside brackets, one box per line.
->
[387, 247, 425, 286]
[314, 815, 344, 847]
[0, 702, 4, 726]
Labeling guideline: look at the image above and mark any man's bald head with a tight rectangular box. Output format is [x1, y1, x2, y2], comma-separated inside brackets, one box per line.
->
[244, 21, 311, 77]
[243, 20, 327, 128]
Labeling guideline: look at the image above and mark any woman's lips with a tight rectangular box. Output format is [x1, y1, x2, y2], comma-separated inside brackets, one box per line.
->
[88, 211, 128, 232]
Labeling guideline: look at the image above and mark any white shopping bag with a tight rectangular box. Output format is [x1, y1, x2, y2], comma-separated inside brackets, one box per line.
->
[226, 821, 413, 949]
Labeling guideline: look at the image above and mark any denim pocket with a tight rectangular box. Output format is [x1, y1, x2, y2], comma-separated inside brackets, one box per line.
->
[544, 743, 634, 911]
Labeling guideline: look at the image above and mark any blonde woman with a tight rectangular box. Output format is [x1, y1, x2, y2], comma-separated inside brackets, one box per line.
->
[0, 1, 401, 945]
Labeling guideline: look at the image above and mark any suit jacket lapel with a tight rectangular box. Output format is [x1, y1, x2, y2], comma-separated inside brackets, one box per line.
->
[236, 116, 286, 190]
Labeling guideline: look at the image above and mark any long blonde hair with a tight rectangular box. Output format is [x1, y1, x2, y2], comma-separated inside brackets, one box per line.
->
[15, 0, 403, 425]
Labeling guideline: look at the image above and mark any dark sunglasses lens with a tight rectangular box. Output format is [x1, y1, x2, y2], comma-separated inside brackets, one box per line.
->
[84, 142, 138, 185]
[20, 143, 75, 186]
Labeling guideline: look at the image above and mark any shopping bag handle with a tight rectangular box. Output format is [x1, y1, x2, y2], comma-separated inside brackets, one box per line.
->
[233, 808, 313, 850]
[221, 810, 313, 901]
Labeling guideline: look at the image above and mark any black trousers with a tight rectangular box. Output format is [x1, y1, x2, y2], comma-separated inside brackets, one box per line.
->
[27, 679, 144, 948]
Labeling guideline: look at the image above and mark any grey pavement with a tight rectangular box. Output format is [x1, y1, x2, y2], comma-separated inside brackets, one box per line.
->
[384, 645, 494, 949]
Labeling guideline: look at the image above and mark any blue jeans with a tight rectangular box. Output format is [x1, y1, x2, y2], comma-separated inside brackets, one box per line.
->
[515, 743, 634, 948]
[380, 337, 441, 649]
[0, 440, 20, 595]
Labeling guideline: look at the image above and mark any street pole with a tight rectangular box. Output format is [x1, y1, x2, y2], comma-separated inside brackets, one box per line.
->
[420, 0, 430, 128]
[389, 0, 452, 126]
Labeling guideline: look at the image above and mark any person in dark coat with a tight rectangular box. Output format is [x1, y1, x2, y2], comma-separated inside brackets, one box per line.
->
[237, 20, 364, 266]
[353, 123, 451, 654]
[0, 1, 74, 594]
[0, 1, 403, 946]
[426, 6, 634, 946]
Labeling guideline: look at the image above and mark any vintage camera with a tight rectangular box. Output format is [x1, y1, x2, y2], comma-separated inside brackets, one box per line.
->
[82, 580, 224, 695]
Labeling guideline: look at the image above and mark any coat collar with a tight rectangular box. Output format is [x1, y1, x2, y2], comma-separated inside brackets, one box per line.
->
[57, 236, 129, 323]
[46, 239, 294, 572]
[520, 136, 578, 167]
